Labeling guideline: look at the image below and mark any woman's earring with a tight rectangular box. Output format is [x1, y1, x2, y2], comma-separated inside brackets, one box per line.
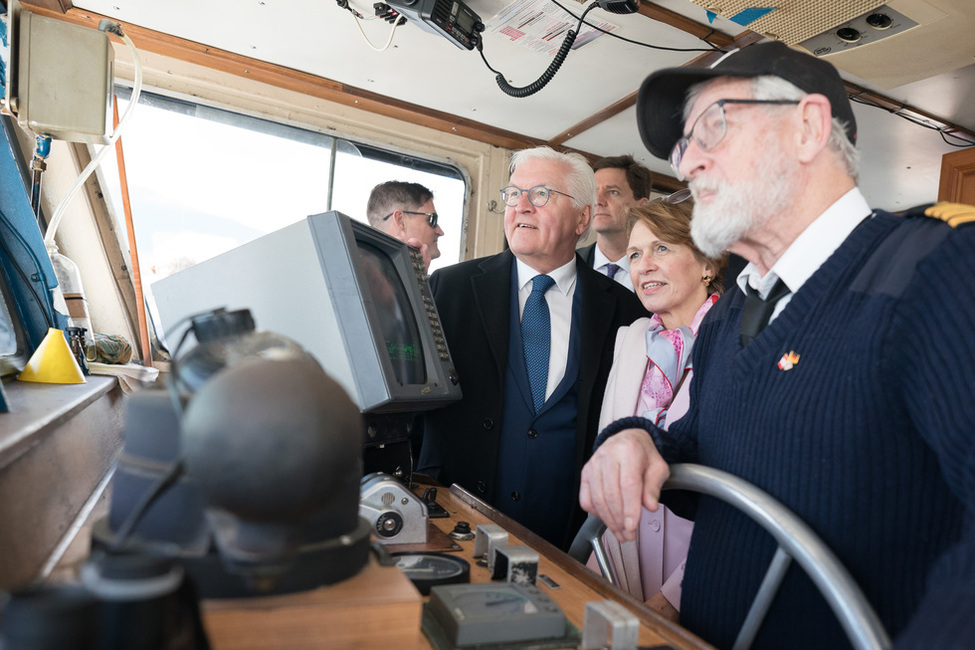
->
[702, 275, 713, 287]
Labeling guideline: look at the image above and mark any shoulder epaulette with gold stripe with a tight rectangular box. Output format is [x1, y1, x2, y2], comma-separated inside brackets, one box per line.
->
[923, 202, 975, 228]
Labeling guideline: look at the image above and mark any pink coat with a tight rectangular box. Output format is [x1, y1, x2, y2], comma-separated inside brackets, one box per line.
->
[587, 318, 693, 606]
[587, 295, 717, 607]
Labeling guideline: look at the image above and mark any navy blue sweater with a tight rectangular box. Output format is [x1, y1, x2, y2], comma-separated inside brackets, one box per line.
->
[640, 210, 975, 649]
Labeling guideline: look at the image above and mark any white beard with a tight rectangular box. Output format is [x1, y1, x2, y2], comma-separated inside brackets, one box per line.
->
[689, 137, 800, 259]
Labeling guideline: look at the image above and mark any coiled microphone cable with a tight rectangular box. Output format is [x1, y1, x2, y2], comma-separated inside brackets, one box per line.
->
[488, 1, 600, 98]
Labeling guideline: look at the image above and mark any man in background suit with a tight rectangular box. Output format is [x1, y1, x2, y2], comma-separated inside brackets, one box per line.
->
[366, 180, 443, 273]
[577, 154, 653, 290]
[418, 146, 646, 549]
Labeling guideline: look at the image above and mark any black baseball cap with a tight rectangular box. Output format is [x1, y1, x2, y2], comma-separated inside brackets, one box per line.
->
[637, 40, 857, 159]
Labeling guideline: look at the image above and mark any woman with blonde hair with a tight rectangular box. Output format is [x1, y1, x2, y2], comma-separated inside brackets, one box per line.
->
[588, 190, 727, 620]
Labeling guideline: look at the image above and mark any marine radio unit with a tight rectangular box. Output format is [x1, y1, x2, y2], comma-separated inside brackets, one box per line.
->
[384, 0, 484, 50]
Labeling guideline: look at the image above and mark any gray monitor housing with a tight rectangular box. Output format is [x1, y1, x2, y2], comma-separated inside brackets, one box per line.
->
[152, 210, 461, 415]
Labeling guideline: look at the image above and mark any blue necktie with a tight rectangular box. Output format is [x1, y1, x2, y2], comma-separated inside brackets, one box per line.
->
[605, 263, 620, 280]
[522, 274, 556, 413]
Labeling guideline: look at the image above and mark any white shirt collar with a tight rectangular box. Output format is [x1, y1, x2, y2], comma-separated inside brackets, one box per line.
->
[516, 256, 578, 296]
[592, 244, 629, 273]
[736, 187, 872, 297]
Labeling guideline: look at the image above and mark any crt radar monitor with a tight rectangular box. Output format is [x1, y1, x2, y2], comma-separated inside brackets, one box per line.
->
[152, 211, 462, 416]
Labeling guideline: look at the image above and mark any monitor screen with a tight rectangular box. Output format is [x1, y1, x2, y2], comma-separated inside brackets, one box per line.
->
[357, 240, 426, 386]
[152, 211, 461, 415]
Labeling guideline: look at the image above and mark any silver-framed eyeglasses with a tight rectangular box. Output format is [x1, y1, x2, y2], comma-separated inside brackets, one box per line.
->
[650, 188, 692, 205]
[500, 185, 577, 208]
[383, 210, 439, 228]
[669, 98, 800, 180]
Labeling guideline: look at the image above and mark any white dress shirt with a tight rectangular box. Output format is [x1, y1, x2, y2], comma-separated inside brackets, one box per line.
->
[516, 257, 577, 403]
[592, 245, 634, 291]
[736, 188, 873, 323]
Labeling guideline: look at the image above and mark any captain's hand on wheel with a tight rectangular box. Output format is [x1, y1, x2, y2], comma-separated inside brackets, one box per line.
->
[579, 428, 669, 543]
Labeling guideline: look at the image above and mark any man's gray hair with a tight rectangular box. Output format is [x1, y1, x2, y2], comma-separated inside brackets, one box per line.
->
[684, 76, 860, 180]
[509, 146, 596, 231]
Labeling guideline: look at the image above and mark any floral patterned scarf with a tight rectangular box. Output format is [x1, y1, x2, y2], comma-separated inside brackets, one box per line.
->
[637, 293, 720, 426]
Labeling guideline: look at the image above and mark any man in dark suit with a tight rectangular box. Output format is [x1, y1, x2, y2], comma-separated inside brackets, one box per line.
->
[417, 147, 647, 550]
[577, 154, 653, 291]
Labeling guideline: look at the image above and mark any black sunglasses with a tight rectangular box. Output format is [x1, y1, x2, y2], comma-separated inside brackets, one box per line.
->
[383, 210, 439, 228]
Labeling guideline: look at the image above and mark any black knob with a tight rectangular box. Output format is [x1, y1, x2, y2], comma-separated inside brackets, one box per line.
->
[375, 511, 404, 537]
[449, 521, 475, 541]
[866, 13, 892, 29]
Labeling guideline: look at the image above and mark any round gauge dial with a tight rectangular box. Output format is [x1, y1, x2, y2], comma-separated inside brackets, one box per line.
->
[390, 552, 470, 595]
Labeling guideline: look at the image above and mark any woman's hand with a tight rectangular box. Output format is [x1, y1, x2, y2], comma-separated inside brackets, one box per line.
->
[579, 428, 670, 542]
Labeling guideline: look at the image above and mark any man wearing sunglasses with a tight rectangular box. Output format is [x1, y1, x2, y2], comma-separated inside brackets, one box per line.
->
[417, 146, 646, 550]
[366, 180, 444, 272]
[579, 41, 975, 648]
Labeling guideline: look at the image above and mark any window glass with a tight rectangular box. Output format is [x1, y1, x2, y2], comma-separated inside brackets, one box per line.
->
[331, 148, 466, 274]
[100, 89, 466, 284]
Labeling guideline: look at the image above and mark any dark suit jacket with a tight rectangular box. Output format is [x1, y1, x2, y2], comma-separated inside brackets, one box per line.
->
[417, 250, 647, 547]
[577, 242, 596, 267]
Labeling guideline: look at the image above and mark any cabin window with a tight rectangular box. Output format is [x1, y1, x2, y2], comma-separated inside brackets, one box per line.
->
[99, 88, 467, 288]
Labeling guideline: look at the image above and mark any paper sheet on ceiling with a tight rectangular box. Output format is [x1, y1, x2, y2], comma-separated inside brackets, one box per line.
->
[485, 0, 620, 56]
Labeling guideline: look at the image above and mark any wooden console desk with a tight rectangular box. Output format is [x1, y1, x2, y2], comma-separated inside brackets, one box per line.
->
[422, 484, 711, 649]
[202, 482, 714, 649]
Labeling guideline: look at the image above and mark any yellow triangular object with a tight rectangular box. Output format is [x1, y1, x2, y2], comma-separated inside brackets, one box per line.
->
[18, 328, 86, 384]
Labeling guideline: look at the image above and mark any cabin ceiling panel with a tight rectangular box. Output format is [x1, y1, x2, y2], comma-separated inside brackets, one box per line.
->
[812, 0, 975, 90]
[71, 0, 721, 142]
[561, 106, 672, 176]
[849, 98, 962, 212]
[889, 63, 975, 133]
[688, 0, 886, 45]
[64, 0, 975, 212]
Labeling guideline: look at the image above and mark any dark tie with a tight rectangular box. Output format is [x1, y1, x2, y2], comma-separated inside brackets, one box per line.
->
[522, 274, 556, 412]
[605, 263, 620, 280]
[740, 278, 790, 347]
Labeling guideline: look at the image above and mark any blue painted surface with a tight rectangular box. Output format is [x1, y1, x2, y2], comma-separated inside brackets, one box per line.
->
[730, 7, 776, 26]
[0, 121, 64, 354]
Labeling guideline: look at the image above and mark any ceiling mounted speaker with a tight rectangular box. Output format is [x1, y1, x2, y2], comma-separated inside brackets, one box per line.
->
[799, 5, 919, 57]
[690, 0, 886, 44]
[690, 0, 973, 89]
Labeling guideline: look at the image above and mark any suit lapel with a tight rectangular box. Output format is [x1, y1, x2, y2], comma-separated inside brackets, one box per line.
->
[471, 251, 514, 383]
[577, 259, 617, 401]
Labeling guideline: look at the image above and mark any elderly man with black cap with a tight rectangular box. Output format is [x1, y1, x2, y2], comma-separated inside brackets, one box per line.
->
[579, 40, 975, 649]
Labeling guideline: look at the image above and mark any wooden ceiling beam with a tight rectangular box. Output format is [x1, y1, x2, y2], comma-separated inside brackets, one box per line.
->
[637, 1, 734, 48]
[20, 3, 547, 152]
[546, 29, 762, 150]
[844, 82, 975, 143]
[17, 0, 73, 12]
[39, 4, 974, 190]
